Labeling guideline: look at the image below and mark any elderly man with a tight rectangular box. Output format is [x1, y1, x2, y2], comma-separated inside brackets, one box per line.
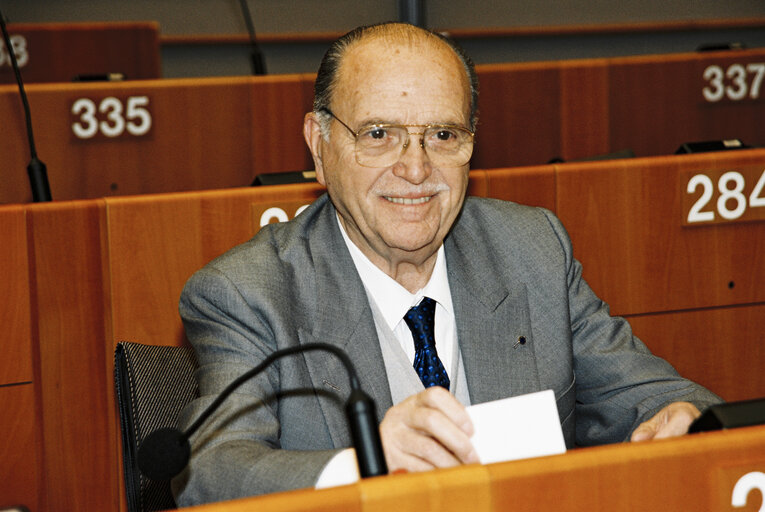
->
[172, 22, 720, 506]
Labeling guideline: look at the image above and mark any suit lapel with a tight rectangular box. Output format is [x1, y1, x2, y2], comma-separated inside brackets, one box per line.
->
[295, 196, 544, 447]
[446, 212, 541, 405]
[298, 200, 393, 448]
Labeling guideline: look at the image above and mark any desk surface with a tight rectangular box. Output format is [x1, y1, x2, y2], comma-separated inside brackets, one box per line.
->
[181, 425, 765, 512]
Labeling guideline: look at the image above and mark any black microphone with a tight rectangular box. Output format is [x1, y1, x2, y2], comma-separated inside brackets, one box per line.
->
[137, 342, 388, 481]
[238, 0, 266, 75]
[0, 9, 52, 202]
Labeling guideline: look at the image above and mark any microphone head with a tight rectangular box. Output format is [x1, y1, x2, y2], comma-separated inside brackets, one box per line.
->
[137, 428, 191, 481]
[346, 389, 388, 478]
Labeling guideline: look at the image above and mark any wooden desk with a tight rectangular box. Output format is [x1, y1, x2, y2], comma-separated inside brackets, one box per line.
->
[473, 47, 765, 169]
[0, 74, 315, 203]
[554, 150, 765, 316]
[0, 22, 160, 84]
[3, 150, 762, 511]
[184, 425, 765, 511]
[607, 50, 765, 158]
[0, 205, 33, 385]
[2, 48, 764, 204]
[0, 205, 38, 512]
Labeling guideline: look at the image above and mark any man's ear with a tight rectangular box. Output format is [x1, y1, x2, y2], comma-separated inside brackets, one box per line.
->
[303, 112, 327, 185]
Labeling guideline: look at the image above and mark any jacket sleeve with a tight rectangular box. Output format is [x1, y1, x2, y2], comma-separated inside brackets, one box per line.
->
[539, 209, 723, 446]
[171, 265, 338, 507]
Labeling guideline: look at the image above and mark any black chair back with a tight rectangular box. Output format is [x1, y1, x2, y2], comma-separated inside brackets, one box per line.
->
[114, 341, 198, 512]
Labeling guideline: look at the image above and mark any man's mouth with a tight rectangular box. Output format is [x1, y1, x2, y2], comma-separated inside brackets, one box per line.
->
[384, 195, 432, 205]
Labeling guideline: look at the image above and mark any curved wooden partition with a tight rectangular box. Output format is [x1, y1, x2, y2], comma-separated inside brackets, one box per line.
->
[185, 425, 765, 512]
[3, 47, 765, 203]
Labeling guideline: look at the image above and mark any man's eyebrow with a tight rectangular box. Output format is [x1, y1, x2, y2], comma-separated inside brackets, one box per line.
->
[355, 117, 469, 128]
[355, 117, 396, 127]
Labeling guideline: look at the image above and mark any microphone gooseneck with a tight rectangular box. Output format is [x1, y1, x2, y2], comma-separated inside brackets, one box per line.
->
[0, 9, 52, 202]
[137, 342, 388, 481]
[238, 0, 266, 75]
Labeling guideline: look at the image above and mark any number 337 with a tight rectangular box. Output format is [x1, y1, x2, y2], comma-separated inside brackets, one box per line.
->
[703, 63, 765, 102]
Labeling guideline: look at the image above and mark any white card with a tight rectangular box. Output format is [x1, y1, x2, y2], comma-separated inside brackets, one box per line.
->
[467, 389, 567, 464]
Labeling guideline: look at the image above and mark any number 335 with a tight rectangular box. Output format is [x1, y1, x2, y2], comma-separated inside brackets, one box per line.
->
[71, 96, 152, 139]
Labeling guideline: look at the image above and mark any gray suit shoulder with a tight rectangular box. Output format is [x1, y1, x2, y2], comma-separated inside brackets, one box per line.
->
[183, 195, 333, 293]
[461, 196, 563, 235]
[456, 196, 573, 263]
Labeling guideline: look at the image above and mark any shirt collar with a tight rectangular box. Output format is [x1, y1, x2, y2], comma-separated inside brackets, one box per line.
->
[336, 214, 453, 331]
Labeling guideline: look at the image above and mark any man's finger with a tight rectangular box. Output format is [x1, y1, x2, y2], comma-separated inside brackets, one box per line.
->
[380, 388, 478, 471]
[630, 402, 701, 442]
[415, 386, 475, 436]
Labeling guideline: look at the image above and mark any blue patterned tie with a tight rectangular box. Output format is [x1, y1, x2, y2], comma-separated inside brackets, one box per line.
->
[404, 297, 450, 390]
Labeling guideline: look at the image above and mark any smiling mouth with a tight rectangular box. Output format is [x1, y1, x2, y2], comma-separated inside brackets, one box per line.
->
[384, 195, 433, 205]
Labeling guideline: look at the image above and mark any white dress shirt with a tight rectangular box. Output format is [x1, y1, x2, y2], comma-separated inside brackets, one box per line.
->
[314, 215, 459, 488]
[339, 218, 456, 375]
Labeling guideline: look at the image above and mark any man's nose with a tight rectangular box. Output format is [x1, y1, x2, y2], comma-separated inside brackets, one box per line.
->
[393, 134, 431, 183]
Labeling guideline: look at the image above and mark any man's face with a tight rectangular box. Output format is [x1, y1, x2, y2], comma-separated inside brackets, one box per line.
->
[306, 37, 472, 274]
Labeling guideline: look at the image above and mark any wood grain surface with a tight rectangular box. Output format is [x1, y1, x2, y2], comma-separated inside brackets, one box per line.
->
[1, 22, 160, 84]
[1, 150, 762, 511]
[3, 48, 764, 204]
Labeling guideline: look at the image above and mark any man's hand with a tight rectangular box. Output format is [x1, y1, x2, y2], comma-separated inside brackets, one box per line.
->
[630, 401, 701, 442]
[379, 386, 479, 473]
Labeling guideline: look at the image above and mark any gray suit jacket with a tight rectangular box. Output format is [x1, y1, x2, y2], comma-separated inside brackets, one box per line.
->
[173, 194, 720, 506]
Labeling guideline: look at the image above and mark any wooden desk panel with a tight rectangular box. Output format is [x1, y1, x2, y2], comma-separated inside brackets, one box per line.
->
[627, 303, 765, 402]
[0, 205, 33, 384]
[249, 74, 315, 175]
[4, 49, 765, 203]
[0, 86, 29, 202]
[555, 149, 765, 316]
[1, 22, 160, 84]
[558, 60, 610, 160]
[106, 185, 326, 349]
[473, 48, 765, 168]
[186, 485, 364, 512]
[185, 426, 765, 511]
[608, 49, 765, 158]
[472, 62, 562, 169]
[0, 384, 39, 512]
[482, 165, 556, 211]
[465, 169, 488, 197]
[0, 76, 315, 204]
[486, 425, 765, 511]
[27, 200, 118, 511]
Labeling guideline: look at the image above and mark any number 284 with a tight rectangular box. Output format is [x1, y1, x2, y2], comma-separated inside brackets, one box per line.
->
[686, 169, 765, 223]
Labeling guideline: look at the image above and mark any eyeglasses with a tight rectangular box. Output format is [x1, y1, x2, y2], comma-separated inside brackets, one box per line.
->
[320, 108, 474, 168]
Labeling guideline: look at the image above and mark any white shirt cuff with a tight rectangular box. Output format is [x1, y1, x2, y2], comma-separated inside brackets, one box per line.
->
[314, 448, 360, 489]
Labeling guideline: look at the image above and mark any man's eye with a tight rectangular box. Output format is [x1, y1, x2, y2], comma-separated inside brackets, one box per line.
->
[428, 128, 462, 144]
[435, 130, 456, 141]
[367, 128, 387, 139]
